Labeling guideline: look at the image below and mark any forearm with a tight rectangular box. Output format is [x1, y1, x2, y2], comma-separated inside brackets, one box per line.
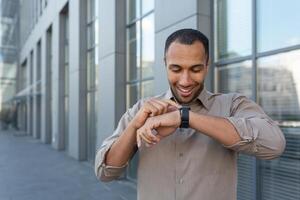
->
[189, 111, 241, 146]
[105, 121, 138, 167]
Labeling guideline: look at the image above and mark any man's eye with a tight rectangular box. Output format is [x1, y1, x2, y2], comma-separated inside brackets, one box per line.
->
[171, 68, 181, 72]
[169, 66, 181, 72]
[191, 69, 201, 73]
[191, 67, 203, 73]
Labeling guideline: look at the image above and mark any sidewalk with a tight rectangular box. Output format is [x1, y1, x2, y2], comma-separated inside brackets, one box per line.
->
[0, 130, 137, 200]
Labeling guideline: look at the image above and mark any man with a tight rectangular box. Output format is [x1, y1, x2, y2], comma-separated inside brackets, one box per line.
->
[95, 29, 286, 200]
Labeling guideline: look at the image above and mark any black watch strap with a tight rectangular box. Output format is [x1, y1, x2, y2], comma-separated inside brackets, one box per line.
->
[179, 106, 190, 128]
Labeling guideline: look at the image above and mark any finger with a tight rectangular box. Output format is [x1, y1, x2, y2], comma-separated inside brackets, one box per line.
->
[142, 128, 158, 144]
[152, 99, 168, 114]
[139, 131, 154, 144]
[142, 103, 157, 117]
[149, 100, 165, 115]
[146, 128, 160, 143]
[163, 99, 180, 108]
[146, 101, 159, 116]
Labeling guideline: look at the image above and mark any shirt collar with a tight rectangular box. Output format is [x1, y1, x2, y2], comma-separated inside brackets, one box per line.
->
[165, 87, 214, 110]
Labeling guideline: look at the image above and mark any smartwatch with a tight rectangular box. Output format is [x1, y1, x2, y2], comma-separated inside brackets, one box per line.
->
[179, 106, 190, 128]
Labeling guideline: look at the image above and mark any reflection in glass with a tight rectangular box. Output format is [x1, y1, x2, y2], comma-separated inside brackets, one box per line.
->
[127, 23, 141, 81]
[258, 50, 300, 121]
[87, 92, 96, 161]
[141, 13, 154, 79]
[236, 155, 256, 200]
[217, 60, 255, 200]
[258, 50, 300, 200]
[86, 0, 98, 162]
[62, 10, 69, 150]
[87, 25, 95, 49]
[87, 51, 96, 90]
[127, 0, 140, 22]
[64, 96, 69, 149]
[260, 127, 300, 200]
[215, 0, 252, 60]
[141, 80, 153, 98]
[87, 0, 95, 22]
[257, 0, 300, 52]
[126, 84, 139, 108]
[217, 60, 252, 98]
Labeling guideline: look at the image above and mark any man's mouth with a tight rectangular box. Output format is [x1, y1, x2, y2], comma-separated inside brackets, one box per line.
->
[177, 87, 193, 97]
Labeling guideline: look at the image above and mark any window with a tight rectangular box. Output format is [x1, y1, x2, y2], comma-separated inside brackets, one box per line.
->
[46, 26, 52, 143]
[126, 0, 154, 109]
[216, 60, 252, 98]
[60, 5, 69, 150]
[257, 50, 300, 199]
[86, 0, 99, 162]
[215, 0, 252, 60]
[257, 0, 300, 53]
[214, 0, 300, 199]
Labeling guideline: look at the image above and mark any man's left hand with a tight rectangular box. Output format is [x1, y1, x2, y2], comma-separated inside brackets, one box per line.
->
[136, 110, 181, 147]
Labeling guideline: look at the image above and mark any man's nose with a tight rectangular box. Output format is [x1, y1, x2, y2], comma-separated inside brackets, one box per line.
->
[178, 71, 193, 87]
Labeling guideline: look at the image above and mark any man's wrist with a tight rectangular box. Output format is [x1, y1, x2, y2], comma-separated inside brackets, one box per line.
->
[129, 118, 140, 131]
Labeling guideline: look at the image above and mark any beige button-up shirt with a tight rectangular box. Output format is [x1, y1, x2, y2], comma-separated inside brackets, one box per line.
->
[95, 89, 286, 200]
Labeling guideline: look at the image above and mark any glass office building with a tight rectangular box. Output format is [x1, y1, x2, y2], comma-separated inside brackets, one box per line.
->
[8, 0, 300, 199]
[215, 0, 300, 199]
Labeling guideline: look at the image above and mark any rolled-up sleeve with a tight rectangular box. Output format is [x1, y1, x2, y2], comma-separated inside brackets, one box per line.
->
[94, 101, 142, 182]
[94, 135, 128, 182]
[224, 94, 286, 160]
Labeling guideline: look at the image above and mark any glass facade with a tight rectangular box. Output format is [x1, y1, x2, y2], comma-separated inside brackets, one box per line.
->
[257, 50, 300, 200]
[86, 0, 99, 162]
[46, 26, 52, 143]
[61, 6, 69, 150]
[126, 0, 154, 109]
[126, 0, 154, 179]
[215, 0, 300, 199]
[0, 0, 18, 126]
[215, 0, 252, 60]
[217, 60, 252, 98]
[257, 0, 300, 53]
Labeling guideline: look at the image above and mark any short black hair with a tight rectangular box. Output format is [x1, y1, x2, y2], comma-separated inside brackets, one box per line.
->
[164, 28, 209, 64]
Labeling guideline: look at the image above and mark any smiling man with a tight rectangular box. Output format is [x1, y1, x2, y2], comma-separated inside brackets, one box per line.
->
[95, 29, 286, 200]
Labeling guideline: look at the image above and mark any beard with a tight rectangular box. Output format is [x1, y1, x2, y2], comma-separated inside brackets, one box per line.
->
[170, 83, 204, 105]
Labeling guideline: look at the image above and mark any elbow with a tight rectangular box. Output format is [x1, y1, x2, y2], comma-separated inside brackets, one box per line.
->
[258, 130, 286, 160]
[271, 127, 286, 158]
[95, 166, 116, 182]
[270, 134, 286, 159]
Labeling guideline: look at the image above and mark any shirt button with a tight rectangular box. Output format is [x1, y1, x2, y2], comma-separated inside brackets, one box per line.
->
[179, 179, 184, 184]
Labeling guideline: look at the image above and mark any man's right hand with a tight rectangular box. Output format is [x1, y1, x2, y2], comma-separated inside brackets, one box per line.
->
[131, 98, 179, 130]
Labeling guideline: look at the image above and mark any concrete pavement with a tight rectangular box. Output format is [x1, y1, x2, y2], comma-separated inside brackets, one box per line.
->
[0, 130, 137, 200]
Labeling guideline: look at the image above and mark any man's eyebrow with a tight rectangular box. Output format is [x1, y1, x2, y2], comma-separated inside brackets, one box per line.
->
[168, 64, 205, 68]
[169, 64, 181, 67]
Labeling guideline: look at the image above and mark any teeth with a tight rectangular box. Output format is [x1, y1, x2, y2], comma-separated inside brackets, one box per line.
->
[178, 88, 191, 93]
